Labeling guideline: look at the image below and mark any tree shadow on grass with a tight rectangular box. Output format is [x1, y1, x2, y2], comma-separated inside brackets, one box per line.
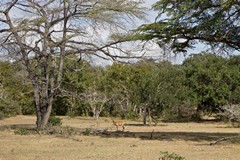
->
[98, 130, 239, 143]
[1, 123, 239, 144]
[125, 123, 145, 126]
[0, 124, 36, 131]
[125, 123, 168, 127]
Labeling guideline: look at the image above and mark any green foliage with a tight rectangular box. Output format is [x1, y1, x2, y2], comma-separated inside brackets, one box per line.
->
[133, 0, 240, 53]
[51, 55, 240, 121]
[159, 151, 186, 160]
[48, 116, 62, 126]
[0, 97, 21, 117]
[52, 96, 70, 116]
[82, 128, 92, 136]
[2, 51, 240, 124]
[183, 53, 236, 114]
[0, 61, 33, 116]
[124, 111, 140, 120]
[14, 128, 31, 135]
[21, 95, 34, 115]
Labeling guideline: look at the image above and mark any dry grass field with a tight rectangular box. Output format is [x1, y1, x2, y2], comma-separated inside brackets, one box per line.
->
[0, 115, 240, 160]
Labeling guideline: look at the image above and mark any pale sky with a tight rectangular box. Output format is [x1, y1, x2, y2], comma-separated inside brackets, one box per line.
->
[141, 0, 207, 64]
[144, 0, 158, 21]
[142, 0, 240, 63]
[2, 0, 230, 65]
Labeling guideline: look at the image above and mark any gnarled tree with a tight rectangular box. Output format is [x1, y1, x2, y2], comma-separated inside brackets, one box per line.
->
[0, 0, 145, 128]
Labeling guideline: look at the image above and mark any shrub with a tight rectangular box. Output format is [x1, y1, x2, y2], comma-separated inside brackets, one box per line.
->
[82, 128, 92, 136]
[48, 116, 62, 126]
[0, 98, 21, 117]
[159, 151, 186, 160]
[124, 111, 140, 120]
[14, 128, 30, 135]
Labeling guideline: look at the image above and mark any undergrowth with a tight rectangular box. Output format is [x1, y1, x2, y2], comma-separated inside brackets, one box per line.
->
[159, 151, 186, 160]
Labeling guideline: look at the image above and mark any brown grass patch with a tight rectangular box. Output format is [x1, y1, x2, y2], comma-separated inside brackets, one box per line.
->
[0, 115, 240, 160]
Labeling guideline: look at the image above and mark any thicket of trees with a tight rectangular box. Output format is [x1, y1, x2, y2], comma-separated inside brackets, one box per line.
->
[0, 0, 145, 128]
[1, 53, 240, 124]
[1, 0, 240, 128]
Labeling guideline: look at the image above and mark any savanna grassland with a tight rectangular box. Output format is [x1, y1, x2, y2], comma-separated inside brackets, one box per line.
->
[0, 116, 240, 160]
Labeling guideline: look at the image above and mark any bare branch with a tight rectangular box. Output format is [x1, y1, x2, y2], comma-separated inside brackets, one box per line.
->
[3, 0, 18, 14]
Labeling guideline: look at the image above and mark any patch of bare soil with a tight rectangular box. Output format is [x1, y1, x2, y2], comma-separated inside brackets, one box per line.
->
[0, 116, 240, 160]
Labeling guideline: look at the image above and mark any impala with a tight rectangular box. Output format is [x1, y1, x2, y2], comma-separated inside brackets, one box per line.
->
[111, 118, 125, 131]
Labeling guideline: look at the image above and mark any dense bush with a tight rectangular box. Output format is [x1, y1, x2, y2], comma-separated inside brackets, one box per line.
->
[1, 54, 240, 123]
[0, 98, 21, 118]
[48, 116, 62, 126]
[124, 111, 140, 120]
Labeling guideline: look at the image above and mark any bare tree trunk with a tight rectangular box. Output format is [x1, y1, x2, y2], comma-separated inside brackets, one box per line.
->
[33, 83, 41, 128]
[133, 104, 136, 112]
[143, 106, 147, 126]
[34, 92, 53, 129]
[95, 111, 100, 120]
[34, 89, 54, 128]
[148, 108, 152, 126]
[139, 107, 142, 117]
[41, 96, 54, 127]
[120, 103, 125, 117]
[92, 107, 96, 118]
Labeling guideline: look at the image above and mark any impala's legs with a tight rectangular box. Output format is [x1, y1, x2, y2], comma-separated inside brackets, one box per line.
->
[111, 118, 125, 131]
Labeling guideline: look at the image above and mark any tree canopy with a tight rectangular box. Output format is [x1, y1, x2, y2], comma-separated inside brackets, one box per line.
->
[133, 0, 240, 53]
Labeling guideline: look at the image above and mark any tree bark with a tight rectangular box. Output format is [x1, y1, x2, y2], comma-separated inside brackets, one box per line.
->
[34, 87, 54, 129]
[33, 83, 41, 128]
[143, 106, 147, 126]
[148, 107, 152, 126]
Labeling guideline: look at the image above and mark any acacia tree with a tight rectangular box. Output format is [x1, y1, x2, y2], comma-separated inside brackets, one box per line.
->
[0, 0, 145, 128]
[133, 0, 240, 53]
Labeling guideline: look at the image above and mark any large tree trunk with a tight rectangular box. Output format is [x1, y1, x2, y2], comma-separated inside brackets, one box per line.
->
[33, 54, 56, 129]
[41, 103, 53, 127]
[34, 86, 54, 129]
[33, 84, 42, 128]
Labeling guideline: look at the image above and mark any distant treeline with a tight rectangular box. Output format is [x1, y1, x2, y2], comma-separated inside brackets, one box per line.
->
[1, 53, 240, 121]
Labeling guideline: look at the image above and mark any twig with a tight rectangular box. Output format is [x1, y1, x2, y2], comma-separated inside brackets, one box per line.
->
[210, 137, 227, 145]
[150, 129, 154, 139]
[210, 136, 240, 145]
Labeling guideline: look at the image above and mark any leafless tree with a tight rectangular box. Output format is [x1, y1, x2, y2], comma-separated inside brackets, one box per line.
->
[83, 84, 109, 120]
[220, 104, 240, 127]
[0, 0, 145, 128]
[88, 92, 108, 120]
